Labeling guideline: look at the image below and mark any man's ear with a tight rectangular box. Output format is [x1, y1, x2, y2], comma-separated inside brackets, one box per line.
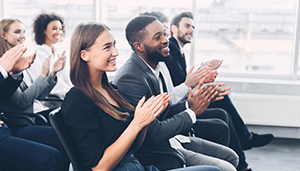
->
[80, 50, 90, 61]
[171, 25, 177, 35]
[133, 42, 145, 53]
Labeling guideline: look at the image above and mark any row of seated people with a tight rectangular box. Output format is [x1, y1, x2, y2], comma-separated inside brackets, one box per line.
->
[0, 11, 274, 171]
[0, 45, 70, 170]
[0, 12, 72, 171]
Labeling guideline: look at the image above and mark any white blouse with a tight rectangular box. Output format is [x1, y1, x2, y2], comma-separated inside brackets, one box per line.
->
[29, 44, 72, 97]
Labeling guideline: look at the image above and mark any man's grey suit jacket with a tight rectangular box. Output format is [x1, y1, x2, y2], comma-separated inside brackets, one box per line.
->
[113, 52, 193, 147]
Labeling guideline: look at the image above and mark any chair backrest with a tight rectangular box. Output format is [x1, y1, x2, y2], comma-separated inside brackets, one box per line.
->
[49, 108, 85, 171]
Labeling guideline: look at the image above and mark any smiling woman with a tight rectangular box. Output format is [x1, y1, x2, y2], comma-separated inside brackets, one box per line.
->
[0, 17, 64, 117]
[29, 12, 72, 96]
[0, 18, 70, 171]
[0, 19, 25, 57]
[81, 30, 118, 73]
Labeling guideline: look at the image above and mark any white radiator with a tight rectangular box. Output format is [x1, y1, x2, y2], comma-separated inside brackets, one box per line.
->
[229, 93, 300, 127]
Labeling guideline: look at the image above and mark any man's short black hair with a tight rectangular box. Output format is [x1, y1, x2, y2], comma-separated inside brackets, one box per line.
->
[170, 11, 193, 36]
[140, 11, 168, 23]
[125, 15, 157, 51]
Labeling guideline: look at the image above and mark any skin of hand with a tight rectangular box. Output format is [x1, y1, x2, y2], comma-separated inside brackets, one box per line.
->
[205, 70, 218, 83]
[184, 65, 211, 88]
[0, 45, 27, 73]
[12, 50, 36, 74]
[91, 93, 171, 171]
[50, 51, 66, 79]
[132, 93, 171, 129]
[0, 121, 3, 127]
[187, 78, 220, 115]
[212, 82, 231, 102]
[41, 56, 51, 78]
[201, 59, 223, 71]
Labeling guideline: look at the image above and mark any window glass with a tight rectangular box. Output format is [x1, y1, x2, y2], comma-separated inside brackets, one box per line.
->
[6, 0, 298, 78]
[194, 0, 296, 76]
[9, 0, 94, 55]
[102, 0, 193, 71]
[0, 1, 2, 18]
[298, 49, 300, 78]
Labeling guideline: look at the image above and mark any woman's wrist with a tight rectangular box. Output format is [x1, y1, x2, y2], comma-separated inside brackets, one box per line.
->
[50, 71, 56, 79]
[40, 73, 47, 79]
[130, 119, 143, 132]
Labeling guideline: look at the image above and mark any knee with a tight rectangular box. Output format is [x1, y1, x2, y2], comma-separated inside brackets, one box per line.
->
[213, 108, 229, 123]
[213, 119, 229, 135]
[34, 148, 62, 171]
[209, 166, 222, 171]
[215, 159, 237, 171]
[225, 148, 239, 169]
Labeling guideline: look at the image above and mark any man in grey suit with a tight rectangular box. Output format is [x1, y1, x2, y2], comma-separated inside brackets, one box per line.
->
[113, 15, 238, 171]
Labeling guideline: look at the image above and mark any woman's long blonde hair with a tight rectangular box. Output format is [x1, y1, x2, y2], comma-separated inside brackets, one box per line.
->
[70, 22, 135, 121]
[0, 19, 22, 57]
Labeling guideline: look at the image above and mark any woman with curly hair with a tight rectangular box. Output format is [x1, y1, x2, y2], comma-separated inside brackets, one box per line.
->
[0, 18, 70, 171]
[0, 18, 65, 115]
[30, 12, 72, 97]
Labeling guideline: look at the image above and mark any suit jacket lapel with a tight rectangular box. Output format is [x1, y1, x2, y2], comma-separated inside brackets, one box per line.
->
[130, 53, 161, 95]
[169, 37, 187, 74]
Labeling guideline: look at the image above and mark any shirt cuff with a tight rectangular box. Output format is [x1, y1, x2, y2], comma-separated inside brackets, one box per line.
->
[9, 71, 23, 80]
[0, 65, 8, 79]
[178, 83, 189, 94]
[185, 108, 196, 124]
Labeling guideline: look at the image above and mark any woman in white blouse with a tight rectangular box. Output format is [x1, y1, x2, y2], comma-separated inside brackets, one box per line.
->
[0, 18, 65, 115]
[30, 12, 72, 97]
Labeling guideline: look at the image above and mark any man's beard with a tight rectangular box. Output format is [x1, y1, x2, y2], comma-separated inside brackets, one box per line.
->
[177, 32, 191, 45]
[144, 44, 171, 63]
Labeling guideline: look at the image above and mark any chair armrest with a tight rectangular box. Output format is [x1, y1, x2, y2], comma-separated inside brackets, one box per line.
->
[39, 94, 64, 102]
[135, 145, 186, 170]
[46, 94, 64, 100]
[0, 111, 48, 126]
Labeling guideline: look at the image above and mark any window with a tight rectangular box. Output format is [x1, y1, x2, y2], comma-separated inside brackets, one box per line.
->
[4, 0, 94, 56]
[193, 0, 297, 78]
[2, 0, 300, 80]
[101, 0, 194, 71]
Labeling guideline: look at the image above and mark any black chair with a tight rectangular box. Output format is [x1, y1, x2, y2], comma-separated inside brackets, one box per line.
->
[0, 93, 63, 127]
[0, 108, 48, 171]
[0, 110, 48, 126]
[49, 108, 186, 171]
[49, 108, 84, 171]
[39, 93, 64, 109]
[135, 145, 186, 170]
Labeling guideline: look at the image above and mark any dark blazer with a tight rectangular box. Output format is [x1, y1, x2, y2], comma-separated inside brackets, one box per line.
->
[112, 52, 193, 147]
[0, 72, 23, 141]
[0, 73, 23, 99]
[165, 36, 187, 87]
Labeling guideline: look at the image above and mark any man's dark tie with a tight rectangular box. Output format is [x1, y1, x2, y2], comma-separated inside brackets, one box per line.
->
[159, 72, 168, 93]
[181, 53, 187, 75]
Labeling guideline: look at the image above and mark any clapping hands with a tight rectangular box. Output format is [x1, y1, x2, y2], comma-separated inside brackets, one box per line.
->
[133, 93, 171, 129]
[50, 51, 66, 79]
[0, 45, 35, 74]
[201, 59, 223, 71]
[187, 78, 230, 115]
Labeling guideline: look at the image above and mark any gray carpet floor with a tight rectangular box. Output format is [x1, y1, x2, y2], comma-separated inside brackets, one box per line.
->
[244, 138, 300, 171]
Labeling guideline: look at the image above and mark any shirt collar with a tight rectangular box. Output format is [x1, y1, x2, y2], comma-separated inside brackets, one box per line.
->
[40, 44, 58, 56]
[176, 40, 184, 55]
[137, 54, 161, 79]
